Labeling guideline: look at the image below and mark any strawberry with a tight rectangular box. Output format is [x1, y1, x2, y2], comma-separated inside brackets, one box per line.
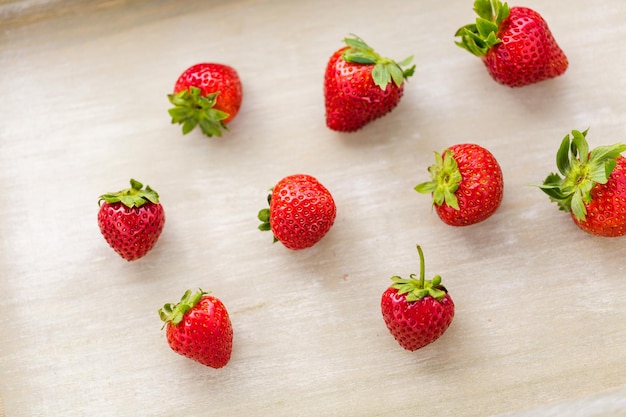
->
[538, 129, 626, 237]
[98, 179, 165, 261]
[455, 0, 568, 87]
[168, 63, 243, 137]
[323, 35, 415, 132]
[258, 174, 336, 250]
[159, 289, 233, 369]
[415, 143, 504, 226]
[381, 245, 455, 351]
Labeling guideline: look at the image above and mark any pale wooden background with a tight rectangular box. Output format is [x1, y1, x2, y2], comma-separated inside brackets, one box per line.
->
[1, 0, 625, 416]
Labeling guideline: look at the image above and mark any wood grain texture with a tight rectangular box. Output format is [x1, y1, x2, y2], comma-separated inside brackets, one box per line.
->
[1, 1, 625, 416]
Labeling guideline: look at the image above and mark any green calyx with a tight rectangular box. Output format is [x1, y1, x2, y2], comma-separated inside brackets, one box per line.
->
[454, 0, 511, 57]
[257, 208, 271, 231]
[158, 289, 207, 329]
[167, 86, 229, 137]
[538, 129, 626, 221]
[257, 193, 278, 243]
[342, 34, 415, 90]
[414, 150, 462, 210]
[390, 245, 447, 302]
[98, 178, 159, 208]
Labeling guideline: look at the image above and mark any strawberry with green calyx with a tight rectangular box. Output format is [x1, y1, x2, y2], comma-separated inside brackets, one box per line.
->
[455, 0, 568, 87]
[538, 129, 626, 237]
[159, 289, 233, 369]
[258, 174, 336, 250]
[415, 143, 504, 226]
[98, 179, 165, 261]
[381, 245, 455, 351]
[324, 34, 415, 132]
[168, 63, 243, 137]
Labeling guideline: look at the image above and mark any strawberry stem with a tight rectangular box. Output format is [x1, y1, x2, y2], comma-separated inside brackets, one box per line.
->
[417, 244, 426, 289]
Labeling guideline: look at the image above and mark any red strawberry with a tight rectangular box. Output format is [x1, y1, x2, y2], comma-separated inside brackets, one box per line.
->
[324, 35, 415, 132]
[381, 245, 455, 351]
[539, 129, 626, 237]
[159, 289, 233, 369]
[98, 179, 165, 261]
[168, 63, 243, 137]
[415, 143, 504, 226]
[258, 174, 336, 250]
[455, 0, 568, 87]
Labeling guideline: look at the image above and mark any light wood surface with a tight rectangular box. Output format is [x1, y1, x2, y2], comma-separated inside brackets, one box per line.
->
[1, 1, 625, 416]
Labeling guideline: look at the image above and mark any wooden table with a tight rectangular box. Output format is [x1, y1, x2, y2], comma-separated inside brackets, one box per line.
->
[1, 0, 625, 416]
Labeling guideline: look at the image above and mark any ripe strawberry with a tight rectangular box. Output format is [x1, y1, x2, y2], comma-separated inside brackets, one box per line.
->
[159, 289, 233, 369]
[168, 63, 243, 137]
[98, 179, 165, 261]
[455, 0, 568, 87]
[324, 35, 415, 132]
[538, 129, 626, 237]
[381, 245, 455, 351]
[258, 174, 336, 250]
[415, 143, 504, 226]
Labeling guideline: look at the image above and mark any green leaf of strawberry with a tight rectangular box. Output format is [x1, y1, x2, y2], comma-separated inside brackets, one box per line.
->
[257, 208, 271, 231]
[415, 150, 462, 210]
[455, 0, 509, 57]
[98, 178, 159, 208]
[159, 289, 206, 328]
[168, 87, 229, 137]
[539, 129, 626, 221]
[538, 129, 626, 236]
[342, 34, 414, 90]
